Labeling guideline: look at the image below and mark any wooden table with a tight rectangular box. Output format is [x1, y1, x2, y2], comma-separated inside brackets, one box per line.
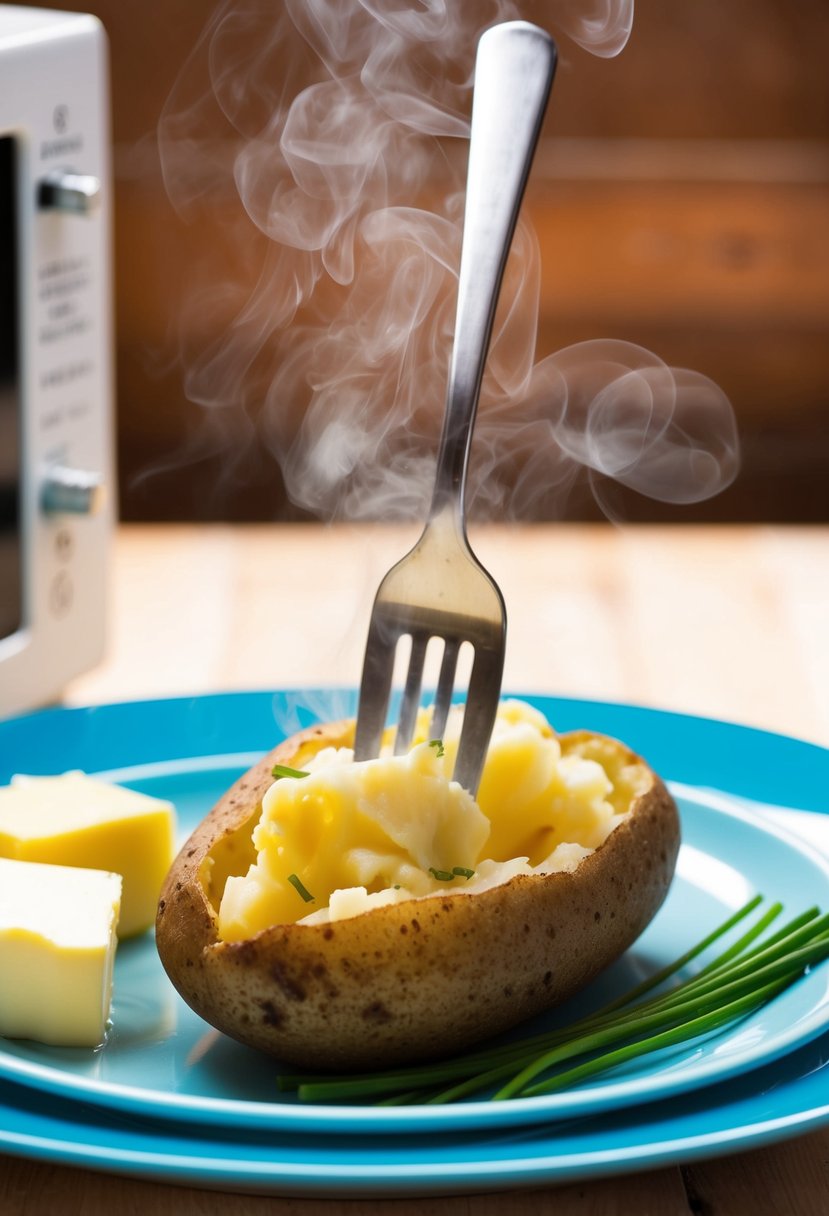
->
[3, 522, 829, 1214]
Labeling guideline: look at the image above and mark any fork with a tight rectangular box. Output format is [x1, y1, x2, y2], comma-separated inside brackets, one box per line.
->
[353, 21, 557, 793]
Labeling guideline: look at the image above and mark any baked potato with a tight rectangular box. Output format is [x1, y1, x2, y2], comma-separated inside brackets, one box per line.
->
[155, 702, 679, 1070]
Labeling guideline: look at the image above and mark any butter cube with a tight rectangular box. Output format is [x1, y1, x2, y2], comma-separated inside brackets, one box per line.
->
[0, 857, 121, 1047]
[0, 773, 175, 937]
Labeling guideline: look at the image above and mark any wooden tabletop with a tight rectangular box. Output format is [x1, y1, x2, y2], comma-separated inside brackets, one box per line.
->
[3, 522, 829, 1214]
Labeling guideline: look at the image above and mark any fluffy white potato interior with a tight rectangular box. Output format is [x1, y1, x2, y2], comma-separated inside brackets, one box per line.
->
[217, 700, 629, 937]
[218, 741, 488, 939]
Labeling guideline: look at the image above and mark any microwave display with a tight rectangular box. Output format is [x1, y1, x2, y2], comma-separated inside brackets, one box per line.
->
[0, 135, 22, 645]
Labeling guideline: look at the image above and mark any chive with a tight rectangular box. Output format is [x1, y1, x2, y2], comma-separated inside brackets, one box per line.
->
[427, 866, 475, 882]
[596, 894, 765, 1014]
[428, 740, 445, 757]
[492, 936, 829, 1102]
[519, 978, 793, 1099]
[283, 898, 829, 1105]
[287, 873, 315, 903]
[272, 764, 311, 780]
[429, 868, 455, 882]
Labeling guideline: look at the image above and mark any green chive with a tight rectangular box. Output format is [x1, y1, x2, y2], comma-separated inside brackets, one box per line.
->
[287, 873, 315, 903]
[428, 740, 445, 757]
[452, 867, 475, 880]
[520, 978, 793, 1099]
[272, 764, 311, 779]
[429, 867, 455, 882]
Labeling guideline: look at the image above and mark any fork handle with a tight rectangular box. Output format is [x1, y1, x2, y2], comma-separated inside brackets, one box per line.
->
[430, 22, 556, 522]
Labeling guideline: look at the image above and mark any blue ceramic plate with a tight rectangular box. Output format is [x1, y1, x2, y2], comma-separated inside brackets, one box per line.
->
[1, 1028, 829, 1196]
[0, 694, 828, 1168]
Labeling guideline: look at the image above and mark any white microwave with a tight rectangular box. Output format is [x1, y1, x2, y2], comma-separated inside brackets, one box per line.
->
[0, 5, 114, 719]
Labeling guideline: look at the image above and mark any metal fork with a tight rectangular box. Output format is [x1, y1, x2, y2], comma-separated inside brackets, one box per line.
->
[353, 22, 557, 793]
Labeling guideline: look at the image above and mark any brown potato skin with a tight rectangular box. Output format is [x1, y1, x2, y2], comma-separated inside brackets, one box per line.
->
[156, 721, 680, 1070]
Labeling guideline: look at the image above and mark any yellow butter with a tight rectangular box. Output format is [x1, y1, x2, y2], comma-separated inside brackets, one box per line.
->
[218, 700, 632, 936]
[0, 773, 175, 937]
[0, 857, 121, 1047]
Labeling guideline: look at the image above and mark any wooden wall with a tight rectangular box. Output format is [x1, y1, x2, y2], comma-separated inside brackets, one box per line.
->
[27, 2, 829, 521]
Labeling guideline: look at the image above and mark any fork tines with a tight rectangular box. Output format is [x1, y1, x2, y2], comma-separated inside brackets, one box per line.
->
[353, 599, 505, 796]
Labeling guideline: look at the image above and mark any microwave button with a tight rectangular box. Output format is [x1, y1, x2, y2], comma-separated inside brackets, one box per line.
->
[41, 466, 105, 516]
[38, 171, 101, 216]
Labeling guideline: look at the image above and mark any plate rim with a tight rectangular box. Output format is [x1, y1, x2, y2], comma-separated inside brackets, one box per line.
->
[1, 1046, 829, 1195]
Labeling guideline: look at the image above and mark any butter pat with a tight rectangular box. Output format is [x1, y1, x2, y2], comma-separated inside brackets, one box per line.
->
[0, 773, 175, 937]
[0, 858, 121, 1047]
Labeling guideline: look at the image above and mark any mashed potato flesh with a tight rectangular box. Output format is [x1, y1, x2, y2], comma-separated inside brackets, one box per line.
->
[217, 700, 629, 939]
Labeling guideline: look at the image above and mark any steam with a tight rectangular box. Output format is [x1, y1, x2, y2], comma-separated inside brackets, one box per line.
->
[156, 0, 738, 521]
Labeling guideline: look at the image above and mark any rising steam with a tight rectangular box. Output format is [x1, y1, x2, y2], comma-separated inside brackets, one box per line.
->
[156, 0, 739, 520]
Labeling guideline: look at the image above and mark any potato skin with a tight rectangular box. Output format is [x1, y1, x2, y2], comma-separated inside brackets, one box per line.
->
[156, 721, 680, 1070]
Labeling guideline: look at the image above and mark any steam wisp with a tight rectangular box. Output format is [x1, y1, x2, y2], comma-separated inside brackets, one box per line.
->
[156, 0, 738, 520]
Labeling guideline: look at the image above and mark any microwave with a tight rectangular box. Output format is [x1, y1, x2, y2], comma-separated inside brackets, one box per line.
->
[0, 5, 113, 719]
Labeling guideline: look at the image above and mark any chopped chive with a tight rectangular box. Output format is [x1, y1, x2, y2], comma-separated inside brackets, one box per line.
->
[428, 740, 445, 757]
[272, 764, 311, 780]
[427, 866, 475, 882]
[287, 873, 315, 903]
[280, 897, 829, 1106]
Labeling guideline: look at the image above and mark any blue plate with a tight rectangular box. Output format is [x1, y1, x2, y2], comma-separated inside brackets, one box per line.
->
[0, 691, 828, 1193]
[0, 775, 827, 1135]
[0, 1027, 826, 1196]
